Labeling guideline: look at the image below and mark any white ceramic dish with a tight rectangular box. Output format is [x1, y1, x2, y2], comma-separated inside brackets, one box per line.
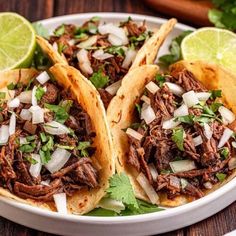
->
[0, 13, 236, 236]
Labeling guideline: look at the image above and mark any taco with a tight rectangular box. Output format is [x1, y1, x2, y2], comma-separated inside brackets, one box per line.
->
[107, 60, 236, 207]
[0, 64, 114, 214]
[36, 17, 176, 108]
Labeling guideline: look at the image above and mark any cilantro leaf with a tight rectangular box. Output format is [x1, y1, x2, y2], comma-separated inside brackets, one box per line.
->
[24, 155, 38, 165]
[176, 115, 194, 125]
[45, 103, 69, 124]
[0, 92, 6, 99]
[135, 103, 141, 115]
[106, 46, 125, 57]
[216, 173, 226, 182]
[210, 102, 222, 112]
[35, 86, 46, 101]
[155, 74, 165, 87]
[32, 22, 49, 39]
[211, 90, 222, 99]
[89, 70, 109, 89]
[220, 147, 229, 159]
[7, 83, 16, 90]
[172, 128, 184, 151]
[19, 144, 35, 153]
[40, 149, 51, 164]
[106, 173, 139, 209]
[54, 24, 65, 36]
[77, 141, 91, 157]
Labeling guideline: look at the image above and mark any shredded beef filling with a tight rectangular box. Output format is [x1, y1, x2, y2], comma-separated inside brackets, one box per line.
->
[127, 70, 235, 200]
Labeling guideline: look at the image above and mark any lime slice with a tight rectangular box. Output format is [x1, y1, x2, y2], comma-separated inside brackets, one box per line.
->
[0, 12, 36, 71]
[181, 27, 236, 74]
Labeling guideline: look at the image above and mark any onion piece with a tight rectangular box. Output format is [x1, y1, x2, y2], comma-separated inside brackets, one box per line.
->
[203, 123, 213, 140]
[52, 42, 58, 51]
[29, 106, 44, 124]
[105, 80, 122, 96]
[92, 49, 114, 60]
[180, 178, 188, 189]
[20, 109, 32, 121]
[17, 90, 32, 104]
[8, 97, 20, 108]
[98, 23, 128, 45]
[19, 137, 28, 145]
[164, 82, 185, 96]
[41, 180, 50, 186]
[169, 176, 180, 189]
[193, 135, 203, 146]
[141, 95, 151, 105]
[31, 86, 37, 106]
[76, 49, 93, 75]
[43, 121, 70, 135]
[218, 128, 233, 148]
[9, 113, 16, 135]
[36, 71, 50, 85]
[53, 193, 67, 214]
[136, 172, 159, 205]
[170, 160, 196, 173]
[145, 81, 160, 94]
[45, 148, 71, 173]
[121, 49, 137, 69]
[98, 198, 125, 213]
[162, 118, 180, 129]
[204, 182, 213, 189]
[219, 106, 235, 125]
[126, 128, 143, 141]
[182, 90, 199, 108]
[228, 158, 236, 170]
[29, 154, 42, 178]
[77, 35, 97, 48]
[0, 125, 9, 144]
[141, 105, 156, 124]
[174, 104, 189, 117]
[108, 34, 123, 46]
[196, 92, 211, 101]
[148, 163, 158, 181]
[232, 141, 236, 148]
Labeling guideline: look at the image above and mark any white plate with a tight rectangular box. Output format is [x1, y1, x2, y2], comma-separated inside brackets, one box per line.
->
[0, 12, 235, 236]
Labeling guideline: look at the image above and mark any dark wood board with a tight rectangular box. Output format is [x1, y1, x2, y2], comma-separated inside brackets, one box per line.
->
[0, 0, 235, 235]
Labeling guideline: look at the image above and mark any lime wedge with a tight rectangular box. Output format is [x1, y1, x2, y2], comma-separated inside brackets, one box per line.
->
[0, 12, 36, 71]
[181, 27, 236, 74]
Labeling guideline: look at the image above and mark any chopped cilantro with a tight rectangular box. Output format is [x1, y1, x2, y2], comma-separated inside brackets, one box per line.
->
[59, 100, 73, 113]
[130, 32, 149, 43]
[0, 92, 6, 99]
[172, 128, 184, 151]
[42, 136, 54, 152]
[155, 74, 166, 87]
[135, 103, 141, 115]
[40, 149, 51, 164]
[35, 86, 45, 101]
[7, 83, 16, 90]
[25, 78, 34, 91]
[176, 115, 194, 125]
[89, 70, 109, 89]
[40, 132, 47, 143]
[77, 141, 91, 157]
[220, 147, 229, 159]
[26, 135, 36, 142]
[45, 103, 69, 124]
[211, 90, 222, 99]
[216, 173, 226, 182]
[57, 42, 68, 54]
[24, 156, 38, 165]
[19, 144, 35, 153]
[54, 24, 65, 36]
[203, 105, 215, 116]
[210, 102, 222, 112]
[55, 144, 74, 150]
[32, 22, 49, 39]
[106, 46, 125, 57]
[106, 173, 139, 209]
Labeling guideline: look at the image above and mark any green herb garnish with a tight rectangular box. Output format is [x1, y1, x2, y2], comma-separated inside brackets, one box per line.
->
[220, 147, 229, 159]
[211, 90, 222, 99]
[24, 156, 38, 165]
[77, 141, 91, 157]
[35, 86, 45, 101]
[135, 103, 141, 115]
[0, 92, 6, 99]
[54, 24, 65, 36]
[45, 103, 69, 124]
[19, 144, 35, 153]
[155, 74, 166, 87]
[172, 128, 184, 151]
[216, 173, 226, 182]
[106, 46, 125, 57]
[89, 70, 109, 89]
[7, 83, 16, 90]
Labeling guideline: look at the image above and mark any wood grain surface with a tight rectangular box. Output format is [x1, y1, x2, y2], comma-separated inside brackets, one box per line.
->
[0, 0, 235, 235]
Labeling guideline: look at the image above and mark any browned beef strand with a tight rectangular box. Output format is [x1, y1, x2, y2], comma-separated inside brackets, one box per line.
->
[98, 89, 113, 109]
[122, 20, 146, 37]
[41, 83, 59, 104]
[96, 35, 111, 47]
[184, 183, 204, 198]
[184, 133, 200, 161]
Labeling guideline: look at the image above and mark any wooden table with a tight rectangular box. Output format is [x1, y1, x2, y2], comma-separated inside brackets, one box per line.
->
[0, 0, 235, 235]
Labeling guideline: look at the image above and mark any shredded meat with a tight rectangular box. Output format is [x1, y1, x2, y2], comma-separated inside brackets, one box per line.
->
[41, 83, 58, 104]
[98, 89, 113, 109]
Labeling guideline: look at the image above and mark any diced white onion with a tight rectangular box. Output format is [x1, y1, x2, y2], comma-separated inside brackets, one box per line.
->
[232, 141, 236, 148]
[182, 90, 199, 108]
[145, 81, 160, 94]
[219, 106, 235, 125]
[162, 118, 181, 129]
[136, 172, 159, 205]
[203, 123, 213, 140]
[0, 125, 9, 144]
[7, 97, 20, 108]
[180, 178, 188, 189]
[0, 88, 15, 101]
[105, 80, 122, 96]
[36, 71, 50, 85]
[29, 154, 42, 178]
[218, 128, 233, 148]
[164, 82, 185, 96]
[108, 34, 123, 46]
[9, 113, 16, 135]
[31, 86, 37, 106]
[19, 137, 28, 145]
[169, 176, 180, 189]
[17, 90, 32, 104]
[53, 193, 67, 214]
[148, 163, 158, 181]
[98, 198, 125, 213]
[196, 92, 211, 101]
[52, 42, 58, 52]
[77, 49, 93, 75]
[68, 39, 75, 46]
[45, 148, 71, 173]
[228, 158, 236, 170]
[204, 181, 213, 189]
[92, 49, 114, 60]
[141, 105, 156, 124]
[41, 180, 50, 186]
[170, 160, 196, 173]
[20, 109, 32, 121]
[174, 104, 189, 117]
[98, 23, 128, 45]
[29, 105, 44, 124]
[122, 49, 137, 69]
[77, 35, 97, 48]
[43, 121, 70, 135]
[193, 135, 203, 146]
[126, 128, 143, 141]
[141, 95, 151, 105]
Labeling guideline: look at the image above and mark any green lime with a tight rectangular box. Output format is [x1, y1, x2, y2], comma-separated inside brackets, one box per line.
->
[0, 12, 36, 71]
[181, 27, 236, 74]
